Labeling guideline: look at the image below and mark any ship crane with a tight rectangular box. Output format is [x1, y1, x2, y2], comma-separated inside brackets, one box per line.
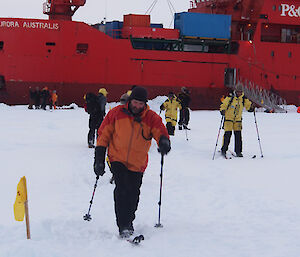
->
[43, 0, 86, 20]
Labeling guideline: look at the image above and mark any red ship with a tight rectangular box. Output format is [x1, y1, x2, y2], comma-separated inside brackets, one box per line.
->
[0, 0, 299, 109]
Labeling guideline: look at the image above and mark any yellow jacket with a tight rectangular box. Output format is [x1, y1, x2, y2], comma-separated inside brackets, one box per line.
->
[220, 93, 253, 122]
[161, 97, 182, 125]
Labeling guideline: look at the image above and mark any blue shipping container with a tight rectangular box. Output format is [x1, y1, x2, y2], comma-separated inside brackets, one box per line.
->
[105, 21, 123, 39]
[174, 12, 231, 39]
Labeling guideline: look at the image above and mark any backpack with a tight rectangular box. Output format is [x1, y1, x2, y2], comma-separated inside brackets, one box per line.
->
[85, 92, 100, 114]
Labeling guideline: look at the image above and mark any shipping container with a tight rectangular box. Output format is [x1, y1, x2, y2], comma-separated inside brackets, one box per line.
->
[122, 27, 179, 40]
[91, 23, 106, 32]
[105, 21, 123, 39]
[174, 12, 231, 39]
[123, 14, 150, 27]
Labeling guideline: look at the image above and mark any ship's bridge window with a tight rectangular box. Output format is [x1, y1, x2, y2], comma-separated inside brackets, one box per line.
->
[261, 23, 300, 44]
[281, 27, 300, 43]
[76, 43, 89, 54]
[0, 41, 3, 50]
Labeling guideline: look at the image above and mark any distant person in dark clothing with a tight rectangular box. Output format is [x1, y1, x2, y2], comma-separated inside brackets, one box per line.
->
[120, 85, 137, 105]
[177, 87, 191, 130]
[34, 87, 41, 109]
[40, 87, 50, 110]
[84, 88, 108, 148]
[28, 87, 35, 109]
[120, 93, 128, 105]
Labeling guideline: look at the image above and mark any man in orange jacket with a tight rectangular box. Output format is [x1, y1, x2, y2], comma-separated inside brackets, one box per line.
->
[93, 86, 171, 238]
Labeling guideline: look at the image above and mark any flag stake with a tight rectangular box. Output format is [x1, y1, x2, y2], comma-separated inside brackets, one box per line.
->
[24, 200, 31, 239]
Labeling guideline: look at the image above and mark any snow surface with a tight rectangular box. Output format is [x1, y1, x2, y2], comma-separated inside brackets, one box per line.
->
[1, 98, 300, 257]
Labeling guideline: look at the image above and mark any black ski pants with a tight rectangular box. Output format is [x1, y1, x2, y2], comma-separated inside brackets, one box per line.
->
[111, 162, 143, 232]
[166, 122, 175, 136]
[88, 114, 103, 145]
[178, 107, 190, 126]
[221, 130, 242, 154]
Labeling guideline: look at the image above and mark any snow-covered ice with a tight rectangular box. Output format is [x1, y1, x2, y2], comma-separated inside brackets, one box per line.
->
[1, 99, 300, 257]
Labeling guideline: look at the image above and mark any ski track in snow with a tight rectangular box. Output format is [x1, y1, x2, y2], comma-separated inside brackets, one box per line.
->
[1, 100, 300, 257]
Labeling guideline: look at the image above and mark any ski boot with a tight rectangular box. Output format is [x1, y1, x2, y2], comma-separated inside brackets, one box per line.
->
[119, 229, 134, 239]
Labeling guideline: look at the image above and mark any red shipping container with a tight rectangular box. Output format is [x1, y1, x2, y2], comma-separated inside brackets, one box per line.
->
[123, 14, 150, 27]
[122, 27, 179, 40]
[151, 28, 179, 40]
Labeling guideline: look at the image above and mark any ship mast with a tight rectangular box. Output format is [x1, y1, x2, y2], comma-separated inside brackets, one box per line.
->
[43, 0, 86, 21]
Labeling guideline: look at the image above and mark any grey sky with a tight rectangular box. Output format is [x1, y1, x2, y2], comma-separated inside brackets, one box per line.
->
[1, 0, 190, 28]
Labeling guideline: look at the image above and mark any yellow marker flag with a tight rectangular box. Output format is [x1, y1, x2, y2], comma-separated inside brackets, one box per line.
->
[14, 176, 28, 221]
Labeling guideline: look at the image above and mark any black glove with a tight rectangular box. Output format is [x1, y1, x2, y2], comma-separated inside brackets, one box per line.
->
[94, 146, 106, 176]
[220, 110, 225, 116]
[158, 135, 171, 155]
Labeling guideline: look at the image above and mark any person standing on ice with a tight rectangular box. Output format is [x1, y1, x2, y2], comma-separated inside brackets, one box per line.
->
[177, 87, 191, 130]
[28, 87, 35, 109]
[40, 87, 50, 110]
[84, 88, 107, 148]
[160, 92, 182, 136]
[93, 86, 171, 238]
[220, 83, 255, 158]
[50, 90, 58, 110]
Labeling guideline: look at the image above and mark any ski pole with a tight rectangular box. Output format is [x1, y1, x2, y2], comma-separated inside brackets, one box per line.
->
[155, 154, 164, 228]
[253, 110, 264, 158]
[212, 115, 224, 160]
[184, 109, 189, 141]
[83, 175, 99, 221]
[185, 126, 189, 141]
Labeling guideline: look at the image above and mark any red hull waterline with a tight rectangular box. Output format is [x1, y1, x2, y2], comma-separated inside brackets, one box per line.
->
[0, 0, 300, 109]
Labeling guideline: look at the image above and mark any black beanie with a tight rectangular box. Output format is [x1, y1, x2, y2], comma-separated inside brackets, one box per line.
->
[130, 86, 148, 103]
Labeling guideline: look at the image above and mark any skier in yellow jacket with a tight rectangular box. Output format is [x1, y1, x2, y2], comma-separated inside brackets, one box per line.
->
[220, 84, 255, 157]
[160, 92, 182, 136]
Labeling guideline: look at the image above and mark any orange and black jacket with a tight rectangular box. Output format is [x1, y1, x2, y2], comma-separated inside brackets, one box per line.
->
[96, 104, 169, 172]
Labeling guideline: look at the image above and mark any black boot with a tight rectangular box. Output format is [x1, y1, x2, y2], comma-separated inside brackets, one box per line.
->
[221, 131, 232, 153]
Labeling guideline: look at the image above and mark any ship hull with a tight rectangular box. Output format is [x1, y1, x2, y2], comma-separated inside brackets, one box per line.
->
[1, 0, 300, 110]
[0, 81, 231, 109]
